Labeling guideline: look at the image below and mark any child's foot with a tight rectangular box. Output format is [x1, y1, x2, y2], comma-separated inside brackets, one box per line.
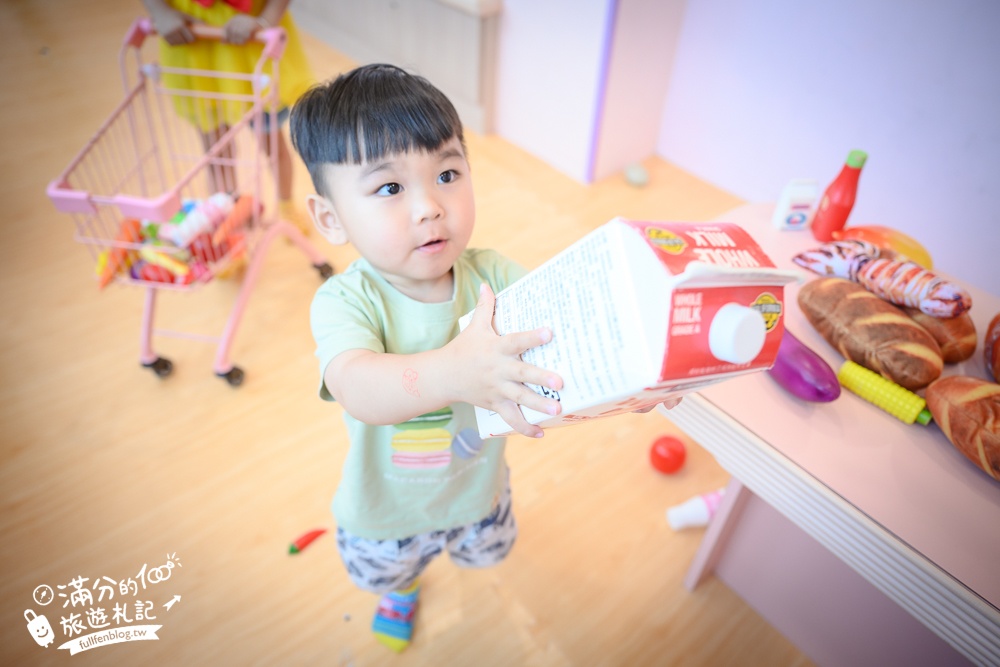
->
[372, 581, 419, 652]
[278, 199, 311, 237]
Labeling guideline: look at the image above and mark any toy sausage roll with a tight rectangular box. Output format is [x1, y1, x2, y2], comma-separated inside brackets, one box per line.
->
[793, 240, 972, 318]
[857, 257, 972, 319]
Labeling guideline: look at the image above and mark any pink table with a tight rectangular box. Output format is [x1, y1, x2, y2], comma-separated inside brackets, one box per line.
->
[661, 204, 1000, 666]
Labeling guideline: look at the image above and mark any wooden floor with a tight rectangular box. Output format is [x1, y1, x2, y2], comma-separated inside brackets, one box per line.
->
[1, 2, 813, 665]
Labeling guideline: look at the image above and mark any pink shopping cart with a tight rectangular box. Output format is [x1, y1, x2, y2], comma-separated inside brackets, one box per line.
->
[47, 18, 332, 386]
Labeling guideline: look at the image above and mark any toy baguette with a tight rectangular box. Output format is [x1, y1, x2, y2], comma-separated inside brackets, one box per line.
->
[793, 240, 972, 318]
[798, 277, 943, 390]
[903, 308, 977, 364]
[925, 376, 1000, 480]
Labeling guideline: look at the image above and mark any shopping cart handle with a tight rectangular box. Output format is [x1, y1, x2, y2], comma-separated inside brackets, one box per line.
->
[124, 17, 287, 60]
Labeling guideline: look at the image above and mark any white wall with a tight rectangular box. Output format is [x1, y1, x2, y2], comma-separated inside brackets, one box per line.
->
[657, 0, 1000, 292]
[493, 0, 614, 183]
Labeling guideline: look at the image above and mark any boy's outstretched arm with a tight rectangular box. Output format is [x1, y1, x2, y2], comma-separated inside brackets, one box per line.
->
[324, 284, 563, 438]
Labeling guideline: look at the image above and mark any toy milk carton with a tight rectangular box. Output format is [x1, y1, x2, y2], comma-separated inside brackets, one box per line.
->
[463, 218, 800, 437]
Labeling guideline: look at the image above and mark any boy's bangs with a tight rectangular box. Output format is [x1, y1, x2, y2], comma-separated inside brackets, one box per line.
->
[351, 101, 461, 164]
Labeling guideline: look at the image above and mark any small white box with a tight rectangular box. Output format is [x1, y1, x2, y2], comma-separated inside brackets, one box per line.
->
[772, 178, 819, 230]
[462, 218, 799, 437]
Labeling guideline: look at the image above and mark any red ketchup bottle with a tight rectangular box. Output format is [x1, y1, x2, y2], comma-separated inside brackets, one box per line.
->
[811, 149, 867, 242]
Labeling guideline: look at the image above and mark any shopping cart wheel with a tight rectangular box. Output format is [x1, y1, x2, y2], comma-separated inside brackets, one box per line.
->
[315, 262, 334, 279]
[142, 357, 174, 379]
[217, 366, 245, 387]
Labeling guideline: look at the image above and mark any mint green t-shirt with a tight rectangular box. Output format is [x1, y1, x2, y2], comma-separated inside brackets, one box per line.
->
[310, 248, 528, 540]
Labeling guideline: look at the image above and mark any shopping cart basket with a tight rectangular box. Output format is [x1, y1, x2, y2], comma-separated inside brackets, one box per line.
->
[46, 18, 332, 386]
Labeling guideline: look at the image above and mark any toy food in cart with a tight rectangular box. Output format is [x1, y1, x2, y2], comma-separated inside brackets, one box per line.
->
[139, 263, 176, 284]
[213, 194, 260, 246]
[158, 192, 234, 248]
[140, 245, 191, 277]
[830, 224, 933, 268]
[94, 193, 260, 288]
[97, 218, 143, 289]
[189, 232, 231, 265]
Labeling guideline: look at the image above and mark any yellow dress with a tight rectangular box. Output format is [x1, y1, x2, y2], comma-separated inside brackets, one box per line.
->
[159, 0, 315, 133]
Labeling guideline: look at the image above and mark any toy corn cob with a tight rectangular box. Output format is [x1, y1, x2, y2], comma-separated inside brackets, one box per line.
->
[837, 360, 932, 425]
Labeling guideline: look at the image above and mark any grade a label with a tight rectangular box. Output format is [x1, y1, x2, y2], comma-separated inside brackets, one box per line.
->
[670, 291, 703, 337]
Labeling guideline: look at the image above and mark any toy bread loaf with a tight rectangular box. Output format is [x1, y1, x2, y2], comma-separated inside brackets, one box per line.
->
[798, 277, 943, 390]
[925, 376, 1000, 480]
[903, 308, 977, 364]
[986, 313, 1000, 381]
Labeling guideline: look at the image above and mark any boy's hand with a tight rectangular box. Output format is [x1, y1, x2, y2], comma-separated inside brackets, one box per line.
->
[447, 283, 563, 438]
[633, 396, 683, 414]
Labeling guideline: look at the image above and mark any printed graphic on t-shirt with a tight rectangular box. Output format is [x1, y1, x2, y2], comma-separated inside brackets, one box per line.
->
[391, 408, 454, 469]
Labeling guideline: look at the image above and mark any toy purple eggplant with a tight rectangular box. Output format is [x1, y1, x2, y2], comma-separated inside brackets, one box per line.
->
[767, 328, 841, 402]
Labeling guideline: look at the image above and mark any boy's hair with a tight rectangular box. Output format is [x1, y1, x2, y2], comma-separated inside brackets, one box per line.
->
[290, 63, 466, 197]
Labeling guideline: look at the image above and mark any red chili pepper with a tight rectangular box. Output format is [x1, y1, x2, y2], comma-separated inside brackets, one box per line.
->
[289, 528, 328, 554]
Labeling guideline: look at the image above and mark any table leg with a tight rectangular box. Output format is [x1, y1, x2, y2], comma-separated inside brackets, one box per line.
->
[684, 477, 752, 591]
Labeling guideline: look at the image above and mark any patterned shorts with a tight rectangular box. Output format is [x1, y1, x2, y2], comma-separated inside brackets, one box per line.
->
[336, 477, 517, 594]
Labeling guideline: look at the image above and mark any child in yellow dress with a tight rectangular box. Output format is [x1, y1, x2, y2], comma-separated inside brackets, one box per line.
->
[141, 0, 314, 232]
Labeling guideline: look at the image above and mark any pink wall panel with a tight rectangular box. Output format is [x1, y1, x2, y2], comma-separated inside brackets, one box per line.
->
[493, 0, 613, 183]
[590, 0, 684, 182]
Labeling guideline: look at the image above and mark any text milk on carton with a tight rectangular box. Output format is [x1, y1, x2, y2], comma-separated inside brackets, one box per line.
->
[461, 218, 801, 437]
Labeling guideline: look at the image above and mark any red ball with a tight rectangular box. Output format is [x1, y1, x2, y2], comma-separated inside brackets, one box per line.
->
[649, 436, 686, 474]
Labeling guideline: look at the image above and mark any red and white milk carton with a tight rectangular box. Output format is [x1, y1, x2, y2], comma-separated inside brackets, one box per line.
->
[464, 218, 801, 437]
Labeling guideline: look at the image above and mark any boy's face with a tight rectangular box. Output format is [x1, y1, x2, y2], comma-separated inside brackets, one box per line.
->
[308, 137, 475, 302]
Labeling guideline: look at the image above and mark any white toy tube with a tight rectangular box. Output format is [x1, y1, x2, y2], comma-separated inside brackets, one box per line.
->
[667, 488, 726, 530]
